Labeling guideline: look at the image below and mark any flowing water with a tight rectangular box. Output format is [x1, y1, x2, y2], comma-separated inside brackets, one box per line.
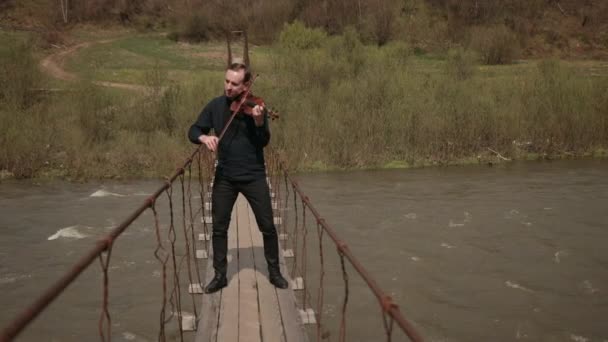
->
[1, 160, 607, 341]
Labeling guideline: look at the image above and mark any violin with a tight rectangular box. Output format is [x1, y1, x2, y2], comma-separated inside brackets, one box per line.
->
[229, 93, 279, 121]
[217, 74, 277, 142]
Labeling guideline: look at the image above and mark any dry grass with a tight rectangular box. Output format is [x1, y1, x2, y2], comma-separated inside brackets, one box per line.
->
[1, 26, 607, 179]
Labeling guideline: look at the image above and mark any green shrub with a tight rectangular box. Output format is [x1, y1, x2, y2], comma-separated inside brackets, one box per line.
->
[520, 59, 605, 151]
[469, 25, 520, 65]
[0, 38, 42, 109]
[179, 14, 214, 42]
[73, 84, 116, 144]
[277, 49, 336, 89]
[413, 46, 426, 56]
[166, 31, 179, 42]
[327, 26, 366, 76]
[279, 20, 327, 50]
[0, 106, 54, 178]
[445, 47, 477, 80]
[152, 85, 180, 135]
[383, 40, 412, 67]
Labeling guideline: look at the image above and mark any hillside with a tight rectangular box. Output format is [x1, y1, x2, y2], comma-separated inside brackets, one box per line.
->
[1, 0, 607, 58]
[1, 1, 607, 179]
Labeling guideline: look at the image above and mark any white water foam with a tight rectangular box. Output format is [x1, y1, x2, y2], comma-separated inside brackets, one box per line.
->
[570, 334, 589, 342]
[89, 189, 125, 198]
[448, 211, 472, 227]
[122, 332, 136, 341]
[47, 226, 89, 240]
[464, 211, 472, 222]
[554, 250, 568, 263]
[440, 242, 455, 249]
[580, 280, 599, 294]
[504, 209, 520, 219]
[515, 323, 528, 339]
[0, 273, 32, 285]
[448, 220, 465, 228]
[404, 213, 417, 219]
[505, 281, 534, 293]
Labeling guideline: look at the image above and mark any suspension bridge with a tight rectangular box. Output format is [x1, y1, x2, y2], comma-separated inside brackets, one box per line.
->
[0, 146, 423, 342]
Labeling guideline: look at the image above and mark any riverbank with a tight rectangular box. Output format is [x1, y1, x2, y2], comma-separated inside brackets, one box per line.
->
[1, 27, 607, 180]
[2, 150, 608, 182]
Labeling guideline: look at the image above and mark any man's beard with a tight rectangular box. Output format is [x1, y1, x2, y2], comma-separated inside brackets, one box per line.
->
[226, 90, 242, 99]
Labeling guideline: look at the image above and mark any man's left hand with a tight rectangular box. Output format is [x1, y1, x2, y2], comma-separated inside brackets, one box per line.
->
[251, 105, 264, 127]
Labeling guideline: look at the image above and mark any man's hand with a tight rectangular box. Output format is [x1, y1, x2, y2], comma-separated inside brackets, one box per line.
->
[251, 105, 265, 127]
[199, 135, 218, 152]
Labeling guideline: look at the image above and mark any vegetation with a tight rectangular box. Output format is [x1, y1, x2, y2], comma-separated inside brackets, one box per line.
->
[0, 2, 607, 179]
[269, 24, 608, 170]
[3, 0, 608, 56]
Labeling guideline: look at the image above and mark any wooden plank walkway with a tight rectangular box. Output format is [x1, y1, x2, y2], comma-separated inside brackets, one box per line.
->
[195, 195, 308, 342]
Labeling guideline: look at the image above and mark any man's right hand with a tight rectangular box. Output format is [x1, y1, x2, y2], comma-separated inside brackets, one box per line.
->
[200, 135, 218, 152]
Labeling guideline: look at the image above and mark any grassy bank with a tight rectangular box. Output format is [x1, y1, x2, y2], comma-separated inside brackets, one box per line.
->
[268, 38, 608, 170]
[1, 27, 607, 179]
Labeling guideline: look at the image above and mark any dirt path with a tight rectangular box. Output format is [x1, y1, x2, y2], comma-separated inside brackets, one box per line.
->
[39, 38, 150, 92]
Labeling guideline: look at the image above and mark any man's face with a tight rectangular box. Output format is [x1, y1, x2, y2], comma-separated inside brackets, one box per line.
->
[224, 69, 247, 99]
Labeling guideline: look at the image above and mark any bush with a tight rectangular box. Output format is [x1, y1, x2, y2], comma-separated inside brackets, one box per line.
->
[277, 49, 336, 89]
[166, 31, 179, 42]
[469, 24, 520, 65]
[445, 47, 477, 80]
[383, 40, 412, 67]
[279, 20, 327, 50]
[0, 38, 42, 109]
[518, 59, 608, 152]
[179, 13, 215, 42]
[327, 26, 366, 75]
[73, 84, 116, 144]
[0, 106, 55, 178]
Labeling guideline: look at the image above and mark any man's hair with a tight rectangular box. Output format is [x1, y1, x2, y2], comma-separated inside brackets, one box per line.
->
[227, 63, 252, 83]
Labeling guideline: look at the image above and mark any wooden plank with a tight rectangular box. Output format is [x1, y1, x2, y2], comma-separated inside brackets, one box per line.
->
[195, 241, 220, 342]
[275, 233, 309, 342]
[196, 193, 307, 342]
[236, 197, 262, 341]
[182, 313, 197, 331]
[196, 249, 208, 259]
[217, 207, 239, 342]
[247, 203, 285, 342]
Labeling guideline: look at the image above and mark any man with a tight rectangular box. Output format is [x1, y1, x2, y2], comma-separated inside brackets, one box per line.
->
[188, 63, 288, 293]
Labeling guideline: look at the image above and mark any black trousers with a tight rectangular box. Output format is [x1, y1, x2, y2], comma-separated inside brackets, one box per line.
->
[211, 174, 280, 276]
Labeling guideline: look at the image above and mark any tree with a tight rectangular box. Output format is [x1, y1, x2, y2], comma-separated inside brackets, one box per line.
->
[59, 0, 69, 23]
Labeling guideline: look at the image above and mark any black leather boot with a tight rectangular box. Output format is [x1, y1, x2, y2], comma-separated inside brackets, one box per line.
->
[204, 273, 227, 294]
[268, 268, 288, 289]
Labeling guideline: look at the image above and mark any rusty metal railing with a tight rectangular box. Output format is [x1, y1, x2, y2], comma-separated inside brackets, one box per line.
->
[267, 147, 424, 342]
[0, 146, 215, 342]
[1, 144, 423, 342]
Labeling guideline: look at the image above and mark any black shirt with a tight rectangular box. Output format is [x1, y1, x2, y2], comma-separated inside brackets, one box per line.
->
[188, 95, 270, 181]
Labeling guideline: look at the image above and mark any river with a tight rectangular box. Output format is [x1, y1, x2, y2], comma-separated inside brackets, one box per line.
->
[1, 160, 607, 341]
